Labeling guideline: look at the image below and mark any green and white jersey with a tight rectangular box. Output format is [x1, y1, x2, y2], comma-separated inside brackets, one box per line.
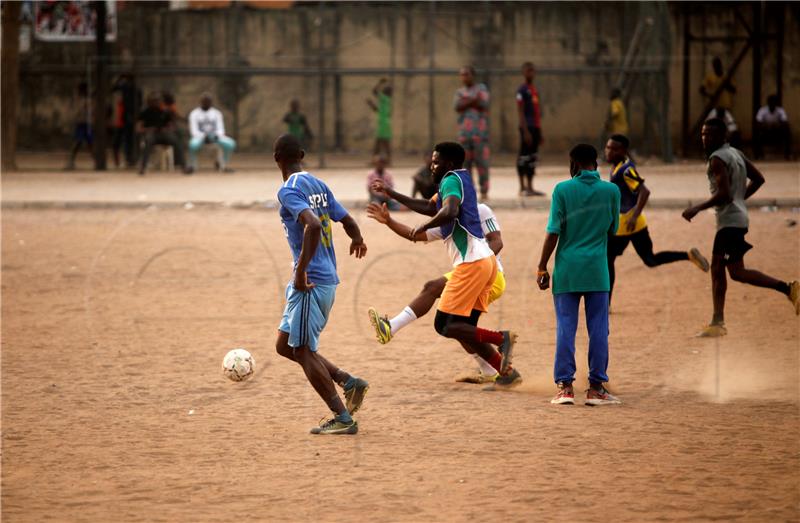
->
[426, 202, 500, 270]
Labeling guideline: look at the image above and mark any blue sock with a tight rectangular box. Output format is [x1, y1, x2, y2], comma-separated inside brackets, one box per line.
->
[336, 410, 352, 423]
[343, 376, 358, 390]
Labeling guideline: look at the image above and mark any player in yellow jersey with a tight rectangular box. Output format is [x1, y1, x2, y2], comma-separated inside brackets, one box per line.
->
[605, 134, 709, 302]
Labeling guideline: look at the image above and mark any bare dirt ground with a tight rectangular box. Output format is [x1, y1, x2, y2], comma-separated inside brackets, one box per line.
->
[2, 206, 799, 522]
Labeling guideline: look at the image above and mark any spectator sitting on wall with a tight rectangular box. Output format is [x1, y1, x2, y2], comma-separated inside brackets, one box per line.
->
[412, 150, 436, 200]
[188, 93, 236, 173]
[366, 154, 398, 209]
[137, 92, 189, 176]
[754, 95, 791, 160]
[706, 106, 741, 150]
[283, 99, 313, 150]
[64, 81, 92, 170]
[162, 91, 188, 146]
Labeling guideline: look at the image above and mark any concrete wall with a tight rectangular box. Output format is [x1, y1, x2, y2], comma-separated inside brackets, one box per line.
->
[16, 1, 800, 157]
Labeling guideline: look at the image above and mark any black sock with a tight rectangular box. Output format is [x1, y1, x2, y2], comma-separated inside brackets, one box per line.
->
[778, 281, 791, 296]
[333, 369, 351, 388]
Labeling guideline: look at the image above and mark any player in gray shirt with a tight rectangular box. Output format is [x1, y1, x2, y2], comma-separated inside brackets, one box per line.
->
[681, 118, 799, 337]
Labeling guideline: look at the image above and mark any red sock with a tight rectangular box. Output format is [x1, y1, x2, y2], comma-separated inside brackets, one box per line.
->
[475, 327, 504, 346]
[486, 351, 503, 372]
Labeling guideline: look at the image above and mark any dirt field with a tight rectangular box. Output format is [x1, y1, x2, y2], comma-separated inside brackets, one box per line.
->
[2, 206, 799, 522]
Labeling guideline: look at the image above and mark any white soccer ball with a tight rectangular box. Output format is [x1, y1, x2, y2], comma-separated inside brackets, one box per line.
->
[222, 348, 255, 382]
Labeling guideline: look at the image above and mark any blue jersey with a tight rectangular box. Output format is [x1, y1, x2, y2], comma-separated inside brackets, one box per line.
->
[278, 171, 349, 285]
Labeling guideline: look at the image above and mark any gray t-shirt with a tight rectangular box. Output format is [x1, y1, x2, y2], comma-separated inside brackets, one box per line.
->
[707, 144, 749, 230]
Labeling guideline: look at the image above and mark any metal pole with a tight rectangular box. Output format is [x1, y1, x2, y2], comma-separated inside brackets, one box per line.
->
[659, 1, 674, 162]
[775, 2, 784, 102]
[751, 1, 762, 150]
[317, 5, 326, 168]
[333, 10, 342, 151]
[93, 0, 108, 171]
[427, 2, 436, 148]
[681, 3, 691, 156]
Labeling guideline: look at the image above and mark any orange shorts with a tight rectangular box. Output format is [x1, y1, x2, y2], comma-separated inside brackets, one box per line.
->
[437, 256, 498, 317]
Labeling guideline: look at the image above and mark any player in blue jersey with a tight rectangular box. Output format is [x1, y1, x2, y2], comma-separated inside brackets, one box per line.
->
[273, 134, 370, 435]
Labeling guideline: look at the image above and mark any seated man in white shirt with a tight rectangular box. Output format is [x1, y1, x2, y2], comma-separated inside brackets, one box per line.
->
[187, 93, 237, 173]
[754, 95, 791, 160]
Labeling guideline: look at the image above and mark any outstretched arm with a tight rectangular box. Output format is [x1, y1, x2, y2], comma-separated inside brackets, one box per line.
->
[338, 214, 367, 258]
[366, 202, 428, 242]
[682, 157, 731, 221]
[370, 178, 437, 216]
[743, 157, 765, 200]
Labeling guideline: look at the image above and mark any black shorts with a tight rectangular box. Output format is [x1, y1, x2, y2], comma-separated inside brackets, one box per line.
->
[712, 227, 752, 263]
[608, 227, 650, 257]
[518, 126, 541, 156]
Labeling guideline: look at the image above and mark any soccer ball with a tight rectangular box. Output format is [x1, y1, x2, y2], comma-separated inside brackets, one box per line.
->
[222, 348, 255, 382]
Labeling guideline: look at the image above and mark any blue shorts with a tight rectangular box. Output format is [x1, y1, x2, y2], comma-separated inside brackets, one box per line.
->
[278, 283, 336, 352]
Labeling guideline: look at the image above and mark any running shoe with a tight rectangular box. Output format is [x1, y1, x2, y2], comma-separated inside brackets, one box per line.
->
[367, 308, 392, 344]
[498, 331, 518, 374]
[550, 382, 575, 405]
[688, 248, 710, 272]
[789, 281, 800, 316]
[455, 370, 498, 384]
[310, 417, 358, 435]
[344, 377, 369, 414]
[483, 368, 522, 391]
[696, 323, 727, 337]
[585, 386, 622, 406]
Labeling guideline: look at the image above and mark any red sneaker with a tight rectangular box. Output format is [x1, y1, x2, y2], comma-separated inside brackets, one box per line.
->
[585, 386, 622, 406]
[550, 382, 575, 405]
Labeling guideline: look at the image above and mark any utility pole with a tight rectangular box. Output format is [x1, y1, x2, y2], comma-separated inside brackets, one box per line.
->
[1, 1, 22, 171]
[93, 1, 109, 170]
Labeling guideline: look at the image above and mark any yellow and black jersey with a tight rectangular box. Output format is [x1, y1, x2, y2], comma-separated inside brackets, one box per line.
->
[610, 159, 647, 236]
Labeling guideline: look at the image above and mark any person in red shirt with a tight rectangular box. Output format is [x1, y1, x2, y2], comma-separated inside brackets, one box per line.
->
[516, 62, 544, 196]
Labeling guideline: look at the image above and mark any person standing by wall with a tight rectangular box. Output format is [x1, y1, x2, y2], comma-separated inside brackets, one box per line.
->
[606, 88, 629, 137]
[700, 57, 736, 111]
[63, 81, 92, 170]
[366, 79, 392, 163]
[454, 66, 490, 201]
[112, 73, 141, 167]
[283, 99, 313, 151]
[516, 62, 544, 196]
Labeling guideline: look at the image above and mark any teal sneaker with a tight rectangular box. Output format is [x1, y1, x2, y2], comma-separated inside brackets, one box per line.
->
[310, 417, 359, 435]
[344, 377, 369, 414]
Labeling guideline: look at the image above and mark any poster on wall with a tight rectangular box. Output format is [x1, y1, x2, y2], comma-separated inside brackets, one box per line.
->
[34, 1, 117, 42]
